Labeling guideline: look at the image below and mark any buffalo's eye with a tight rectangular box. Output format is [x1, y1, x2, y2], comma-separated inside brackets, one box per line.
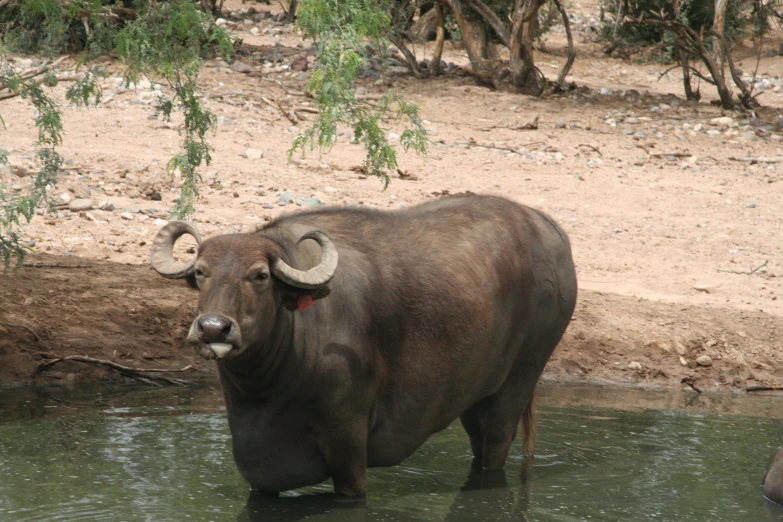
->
[194, 268, 206, 278]
[251, 272, 269, 282]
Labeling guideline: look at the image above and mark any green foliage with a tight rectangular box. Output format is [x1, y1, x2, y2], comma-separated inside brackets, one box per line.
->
[0, 65, 71, 269]
[602, 0, 754, 59]
[293, 0, 427, 186]
[1, 0, 232, 270]
[115, 0, 233, 217]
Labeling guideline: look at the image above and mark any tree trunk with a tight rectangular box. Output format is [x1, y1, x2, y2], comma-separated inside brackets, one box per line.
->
[508, 0, 546, 95]
[676, 47, 699, 101]
[553, 0, 574, 87]
[441, 0, 495, 74]
[431, 2, 446, 76]
[712, 0, 728, 81]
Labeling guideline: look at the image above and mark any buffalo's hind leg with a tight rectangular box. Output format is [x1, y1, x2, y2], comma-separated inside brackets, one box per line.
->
[461, 373, 537, 470]
[460, 401, 487, 469]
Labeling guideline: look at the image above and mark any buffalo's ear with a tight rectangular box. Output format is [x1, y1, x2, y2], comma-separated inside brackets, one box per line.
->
[281, 285, 331, 311]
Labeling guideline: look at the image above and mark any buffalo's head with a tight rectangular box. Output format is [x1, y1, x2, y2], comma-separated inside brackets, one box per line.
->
[149, 221, 337, 360]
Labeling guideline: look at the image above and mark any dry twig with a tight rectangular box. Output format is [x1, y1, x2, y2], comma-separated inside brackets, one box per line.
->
[717, 260, 768, 276]
[38, 355, 193, 386]
[576, 143, 602, 156]
[0, 322, 40, 342]
[746, 385, 783, 392]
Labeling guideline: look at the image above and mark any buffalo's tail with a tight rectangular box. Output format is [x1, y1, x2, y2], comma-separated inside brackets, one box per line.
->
[522, 393, 536, 458]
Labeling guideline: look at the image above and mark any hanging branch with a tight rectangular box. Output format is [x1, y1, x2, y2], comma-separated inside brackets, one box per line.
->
[38, 355, 193, 386]
[553, 0, 575, 87]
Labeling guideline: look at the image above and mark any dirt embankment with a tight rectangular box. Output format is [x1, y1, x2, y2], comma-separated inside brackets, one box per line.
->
[1, 254, 780, 391]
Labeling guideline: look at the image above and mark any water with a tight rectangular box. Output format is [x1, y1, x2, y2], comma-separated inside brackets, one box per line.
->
[1, 382, 783, 521]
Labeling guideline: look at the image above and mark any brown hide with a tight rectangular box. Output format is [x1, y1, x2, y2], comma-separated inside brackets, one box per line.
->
[153, 195, 577, 495]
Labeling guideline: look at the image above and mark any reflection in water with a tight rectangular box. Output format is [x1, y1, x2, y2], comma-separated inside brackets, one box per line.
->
[239, 465, 534, 522]
[766, 498, 783, 522]
[1, 382, 783, 522]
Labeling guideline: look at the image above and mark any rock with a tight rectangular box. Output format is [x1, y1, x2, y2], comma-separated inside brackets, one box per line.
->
[300, 197, 323, 208]
[555, 118, 566, 129]
[634, 130, 647, 138]
[68, 198, 93, 211]
[741, 131, 757, 141]
[710, 116, 734, 127]
[696, 355, 713, 367]
[767, 48, 779, 57]
[262, 203, 274, 209]
[355, 87, 368, 97]
[290, 54, 309, 72]
[387, 132, 400, 144]
[120, 212, 134, 220]
[98, 200, 115, 211]
[215, 17, 227, 26]
[624, 117, 640, 124]
[11, 165, 32, 178]
[600, 87, 612, 95]
[240, 148, 263, 159]
[60, 192, 73, 204]
[231, 61, 252, 73]
[693, 284, 714, 294]
[278, 191, 297, 206]
[74, 182, 91, 199]
[154, 218, 168, 227]
[628, 361, 642, 370]
[746, 202, 757, 208]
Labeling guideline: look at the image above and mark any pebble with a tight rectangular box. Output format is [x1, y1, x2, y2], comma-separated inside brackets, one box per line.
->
[300, 197, 323, 208]
[231, 61, 252, 73]
[693, 284, 714, 294]
[355, 87, 368, 97]
[628, 361, 642, 370]
[696, 355, 713, 367]
[154, 218, 168, 227]
[710, 116, 734, 127]
[600, 88, 612, 95]
[555, 118, 566, 129]
[98, 200, 115, 211]
[69, 198, 93, 211]
[120, 212, 134, 220]
[11, 166, 32, 177]
[60, 192, 73, 204]
[624, 117, 640, 124]
[240, 148, 263, 159]
[746, 202, 757, 208]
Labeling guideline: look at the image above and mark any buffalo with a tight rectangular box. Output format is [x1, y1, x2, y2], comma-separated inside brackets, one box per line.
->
[765, 448, 783, 505]
[150, 195, 577, 496]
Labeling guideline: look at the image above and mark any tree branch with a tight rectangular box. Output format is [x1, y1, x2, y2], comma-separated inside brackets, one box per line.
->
[388, 34, 424, 79]
[553, 0, 574, 87]
[38, 355, 193, 386]
[467, 0, 511, 48]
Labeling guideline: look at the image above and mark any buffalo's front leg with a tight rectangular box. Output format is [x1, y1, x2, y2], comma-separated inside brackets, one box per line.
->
[319, 419, 368, 496]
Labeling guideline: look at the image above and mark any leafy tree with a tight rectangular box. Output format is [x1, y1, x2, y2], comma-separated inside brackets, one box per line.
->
[1, 0, 427, 268]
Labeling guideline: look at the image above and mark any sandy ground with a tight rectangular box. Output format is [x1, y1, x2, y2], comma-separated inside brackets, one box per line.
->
[2, 1, 783, 392]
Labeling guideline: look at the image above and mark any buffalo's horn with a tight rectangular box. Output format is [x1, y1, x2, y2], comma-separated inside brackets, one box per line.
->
[150, 221, 202, 279]
[272, 230, 338, 289]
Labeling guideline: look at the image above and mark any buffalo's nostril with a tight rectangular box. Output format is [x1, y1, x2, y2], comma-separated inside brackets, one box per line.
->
[198, 314, 234, 342]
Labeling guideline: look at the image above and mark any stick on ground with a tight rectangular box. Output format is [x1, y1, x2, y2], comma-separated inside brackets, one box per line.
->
[38, 355, 193, 386]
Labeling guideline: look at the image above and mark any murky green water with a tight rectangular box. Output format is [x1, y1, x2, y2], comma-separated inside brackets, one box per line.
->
[1, 382, 782, 521]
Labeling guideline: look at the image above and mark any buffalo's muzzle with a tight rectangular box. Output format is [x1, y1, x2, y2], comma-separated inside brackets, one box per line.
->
[188, 313, 242, 359]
